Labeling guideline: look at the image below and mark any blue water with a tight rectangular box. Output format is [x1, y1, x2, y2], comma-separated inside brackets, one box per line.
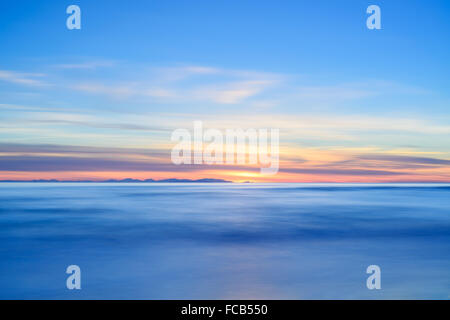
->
[0, 183, 449, 299]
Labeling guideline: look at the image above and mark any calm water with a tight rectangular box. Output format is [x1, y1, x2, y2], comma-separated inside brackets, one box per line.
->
[0, 183, 449, 299]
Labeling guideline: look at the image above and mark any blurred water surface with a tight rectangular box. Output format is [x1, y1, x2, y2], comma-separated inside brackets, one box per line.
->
[0, 183, 449, 299]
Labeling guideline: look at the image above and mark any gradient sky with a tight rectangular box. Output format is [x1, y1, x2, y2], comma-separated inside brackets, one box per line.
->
[1, 0, 450, 182]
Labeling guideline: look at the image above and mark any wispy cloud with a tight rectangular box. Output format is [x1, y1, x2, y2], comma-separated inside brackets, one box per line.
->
[70, 64, 283, 103]
[54, 60, 116, 70]
[0, 70, 47, 86]
[1, 63, 429, 109]
[72, 83, 136, 98]
[295, 85, 375, 100]
[290, 80, 430, 105]
[153, 65, 221, 82]
[280, 167, 407, 176]
[192, 80, 277, 104]
[357, 154, 450, 166]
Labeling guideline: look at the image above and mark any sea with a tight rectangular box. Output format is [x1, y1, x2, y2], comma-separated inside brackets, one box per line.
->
[0, 183, 449, 299]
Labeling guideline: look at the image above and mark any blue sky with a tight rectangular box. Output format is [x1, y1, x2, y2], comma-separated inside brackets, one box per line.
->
[1, 0, 449, 111]
[1, 0, 450, 181]
[1, 1, 449, 81]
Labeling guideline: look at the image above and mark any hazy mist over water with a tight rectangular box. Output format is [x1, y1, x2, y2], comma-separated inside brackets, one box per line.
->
[0, 183, 449, 299]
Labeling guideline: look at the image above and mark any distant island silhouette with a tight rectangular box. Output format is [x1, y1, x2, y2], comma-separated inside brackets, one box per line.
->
[0, 178, 232, 183]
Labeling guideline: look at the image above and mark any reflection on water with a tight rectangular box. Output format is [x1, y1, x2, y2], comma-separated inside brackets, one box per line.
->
[0, 183, 449, 299]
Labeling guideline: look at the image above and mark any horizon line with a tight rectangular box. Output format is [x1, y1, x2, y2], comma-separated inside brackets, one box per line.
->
[1, 178, 450, 184]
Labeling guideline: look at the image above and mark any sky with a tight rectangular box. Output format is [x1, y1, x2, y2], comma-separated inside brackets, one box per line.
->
[1, 0, 450, 182]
